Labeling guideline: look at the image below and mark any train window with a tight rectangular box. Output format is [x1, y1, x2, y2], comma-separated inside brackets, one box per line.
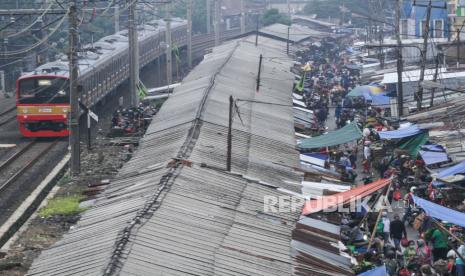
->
[18, 77, 69, 104]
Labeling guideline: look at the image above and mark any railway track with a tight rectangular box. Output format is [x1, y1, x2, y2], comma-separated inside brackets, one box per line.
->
[0, 106, 16, 127]
[0, 140, 58, 193]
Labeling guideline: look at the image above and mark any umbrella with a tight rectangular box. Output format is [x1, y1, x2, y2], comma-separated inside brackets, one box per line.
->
[347, 85, 385, 98]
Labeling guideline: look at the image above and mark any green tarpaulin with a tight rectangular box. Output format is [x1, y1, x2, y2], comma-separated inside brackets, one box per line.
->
[299, 121, 362, 150]
[398, 131, 429, 157]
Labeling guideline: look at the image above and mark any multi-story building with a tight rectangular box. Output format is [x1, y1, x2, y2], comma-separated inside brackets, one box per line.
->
[400, 0, 449, 39]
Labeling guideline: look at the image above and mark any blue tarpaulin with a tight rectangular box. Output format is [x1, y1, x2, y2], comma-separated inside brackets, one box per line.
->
[379, 125, 423, 139]
[412, 195, 465, 228]
[369, 94, 390, 106]
[433, 160, 465, 186]
[421, 144, 445, 152]
[419, 150, 449, 165]
[303, 153, 327, 160]
[358, 265, 387, 276]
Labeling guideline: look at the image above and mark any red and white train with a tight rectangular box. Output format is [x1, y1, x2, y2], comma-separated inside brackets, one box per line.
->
[16, 19, 187, 137]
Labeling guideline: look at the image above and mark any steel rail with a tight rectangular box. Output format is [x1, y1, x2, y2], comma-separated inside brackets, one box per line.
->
[0, 140, 36, 172]
[0, 140, 58, 193]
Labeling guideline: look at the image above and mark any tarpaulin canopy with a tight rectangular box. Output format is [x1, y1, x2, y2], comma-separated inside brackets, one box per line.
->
[300, 153, 327, 167]
[419, 150, 449, 165]
[379, 125, 423, 139]
[301, 178, 391, 215]
[299, 121, 362, 150]
[359, 265, 387, 276]
[421, 144, 445, 152]
[398, 131, 429, 157]
[369, 94, 390, 106]
[433, 160, 465, 187]
[412, 195, 465, 228]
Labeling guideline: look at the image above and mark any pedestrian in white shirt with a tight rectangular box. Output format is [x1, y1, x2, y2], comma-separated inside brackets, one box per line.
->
[381, 212, 390, 242]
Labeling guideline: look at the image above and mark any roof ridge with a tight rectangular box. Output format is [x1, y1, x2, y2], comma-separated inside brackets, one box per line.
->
[103, 41, 242, 276]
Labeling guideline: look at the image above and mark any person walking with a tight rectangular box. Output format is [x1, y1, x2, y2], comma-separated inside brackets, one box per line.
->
[404, 240, 418, 269]
[417, 239, 432, 265]
[381, 212, 391, 243]
[426, 228, 449, 262]
[455, 244, 465, 276]
[390, 214, 407, 251]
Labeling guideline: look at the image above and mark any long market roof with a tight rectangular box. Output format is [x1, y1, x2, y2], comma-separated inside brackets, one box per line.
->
[28, 36, 302, 276]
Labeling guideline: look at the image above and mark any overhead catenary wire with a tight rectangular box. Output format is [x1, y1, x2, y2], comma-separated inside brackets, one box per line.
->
[0, 13, 67, 57]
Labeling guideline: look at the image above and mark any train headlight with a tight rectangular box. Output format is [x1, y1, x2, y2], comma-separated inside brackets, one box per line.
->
[63, 108, 68, 113]
[22, 108, 28, 114]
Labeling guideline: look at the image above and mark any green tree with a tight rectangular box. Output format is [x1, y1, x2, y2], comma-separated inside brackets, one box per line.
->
[167, 0, 208, 34]
[262, 9, 291, 26]
[302, 0, 389, 28]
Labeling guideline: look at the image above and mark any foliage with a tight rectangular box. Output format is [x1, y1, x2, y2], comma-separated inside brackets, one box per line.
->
[302, 0, 379, 27]
[165, 0, 208, 34]
[262, 9, 291, 26]
[38, 195, 87, 217]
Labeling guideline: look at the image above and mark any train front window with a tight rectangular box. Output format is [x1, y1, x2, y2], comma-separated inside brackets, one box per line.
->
[18, 77, 69, 104]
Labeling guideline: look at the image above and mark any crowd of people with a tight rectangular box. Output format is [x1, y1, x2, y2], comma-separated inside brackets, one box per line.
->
[110, 102, 158, 136]
[294, 38, 465, 276]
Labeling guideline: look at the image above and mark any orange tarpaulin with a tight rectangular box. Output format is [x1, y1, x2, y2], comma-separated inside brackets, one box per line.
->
[301, 178, 391, 215]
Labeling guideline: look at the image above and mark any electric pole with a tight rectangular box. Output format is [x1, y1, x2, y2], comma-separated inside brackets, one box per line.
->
[287, 0, 291, 18]
[457, 28, 461, 68]
[114, 4, 120, 33]
[341, 0, 345, 25]
[286, 25, 290, 55]
[187, 0, 192, 68]
[206, 0, 211, 34]
[214, 0, 220, 46]
[69, 0, 80, 175]
[240, 0, 245, 34]
[128, 0, 139, 106]
[430, 53, 440, 107]
[395, 0, 404, 117]
[165, 1, 172, 86]
[416, 0, 432, 111]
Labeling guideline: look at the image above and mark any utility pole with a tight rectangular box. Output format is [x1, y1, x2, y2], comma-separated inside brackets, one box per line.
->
[240, 0, 245, 34]
[379, 26, 384, 69]
[214, 0, 220, 46]
[286, 25, 290, 55]
[128, 0, 139, 106]
[114, 4, 120, 33]
[287, 0, 291, 18]
[395, 0, 404, 117]
[416, 0, 432, 111]
[165, 1, 172, 86]
[206, 0, 211, 34]
[414, 0, 446, 110]
[457, 28, 461, 68]
[255, 14, 259, 46]
[430, 53, 440, 107]
[341, 0, 345, 25]
[69, 0, 80, 175]
[368, 0, 373, 42]
[187, 0, 192, 68]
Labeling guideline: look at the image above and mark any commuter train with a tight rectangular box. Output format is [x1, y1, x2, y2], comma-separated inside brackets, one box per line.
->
[16, 19, 187, 137]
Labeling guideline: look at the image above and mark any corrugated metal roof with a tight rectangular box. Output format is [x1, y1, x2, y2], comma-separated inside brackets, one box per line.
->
[28, 35, 302, 276]
[259, 23, 325, 43]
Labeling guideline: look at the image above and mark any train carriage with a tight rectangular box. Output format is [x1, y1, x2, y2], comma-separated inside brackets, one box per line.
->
[16, 19, 187, 137]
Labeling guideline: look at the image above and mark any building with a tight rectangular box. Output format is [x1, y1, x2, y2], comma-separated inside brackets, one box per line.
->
[400, 0, 449, 39]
